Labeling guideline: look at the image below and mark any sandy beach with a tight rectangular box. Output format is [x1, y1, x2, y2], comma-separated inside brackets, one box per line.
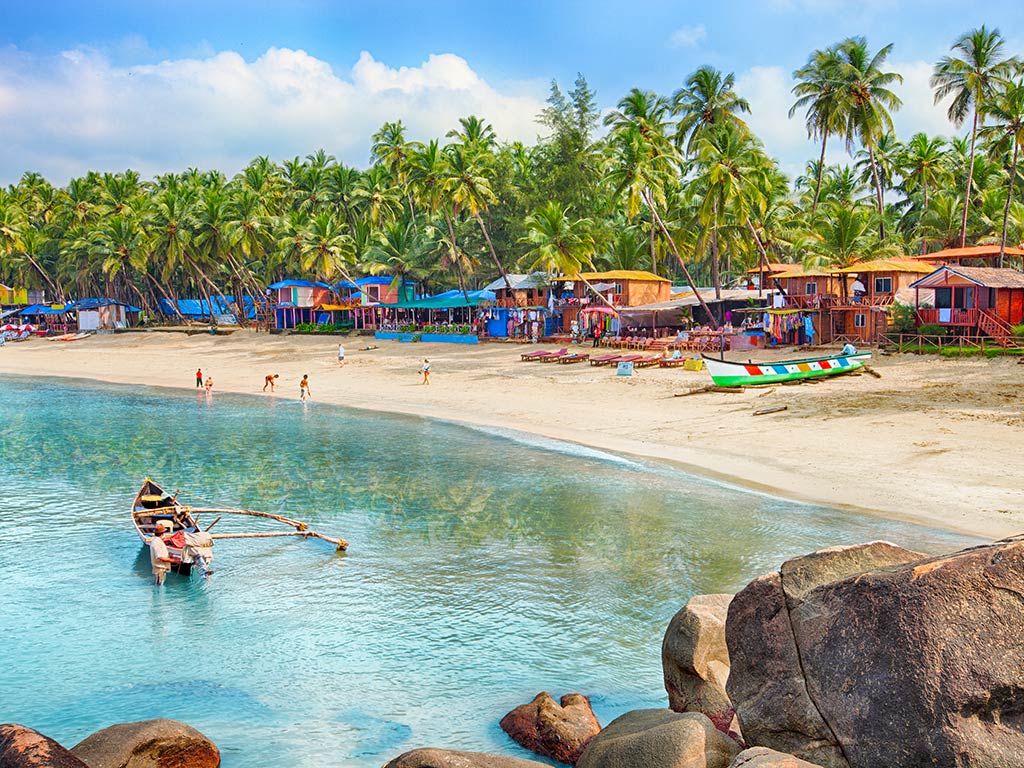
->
[3, 330, 1022, 539]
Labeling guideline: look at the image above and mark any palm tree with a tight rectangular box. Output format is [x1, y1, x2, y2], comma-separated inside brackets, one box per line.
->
[899, 133, 952, 253]
[931, 26, 1019, 247]
[790, 47, 846, 214]
[979, 79, 1024, 263]
[300, 211, 358, 285]
[804, 202, 897, 272]
[837, 37, 903, 238]
[521, 201, 617, 309]
[672, 66, 751, 155]
[444, 141, 512, 290]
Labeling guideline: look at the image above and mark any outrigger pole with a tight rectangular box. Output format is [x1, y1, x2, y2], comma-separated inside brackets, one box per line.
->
[183, 506, 349, 551]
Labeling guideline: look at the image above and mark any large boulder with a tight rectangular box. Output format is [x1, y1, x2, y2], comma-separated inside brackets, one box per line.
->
[727, 537, 1024, 768]
[662, 594, 735, 733]
[577, 709, 740, 768]
[499, 692, 601, 764]
[729, 746, 823, 767]
[383, 748, 551, 768]
[70, 719, 220, 768]
[0, 725, 90, 768]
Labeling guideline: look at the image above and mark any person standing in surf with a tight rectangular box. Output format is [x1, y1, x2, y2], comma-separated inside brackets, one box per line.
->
[300, 374, 311, 400]
[195, 368, 203, 388]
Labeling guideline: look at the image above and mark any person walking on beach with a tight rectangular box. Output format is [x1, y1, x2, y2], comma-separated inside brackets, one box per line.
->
[592, 325, 603, 348]
[204, 376, 213, 394]
[263, 374, 279, 392]
[300, 374, 311, 400]
[195, 368, 203, 388]
[337, 344, 346, 367]
[420, 359, 431, 385]
[149, 520, 174, 586]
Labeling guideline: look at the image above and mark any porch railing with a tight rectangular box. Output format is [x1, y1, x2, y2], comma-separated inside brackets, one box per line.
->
[916, 308, 978, 326]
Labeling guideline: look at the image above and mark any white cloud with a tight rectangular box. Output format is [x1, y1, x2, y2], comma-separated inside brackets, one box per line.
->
[669, 25, 707, 49]
[0, 47, 547, 184]
[736, 60, 961, 182]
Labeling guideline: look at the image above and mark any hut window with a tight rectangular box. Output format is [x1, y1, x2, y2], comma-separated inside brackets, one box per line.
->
[874, 277, 893, 294]
[613, 283, 623, 295]
[805, 282, 817, 295]
[854, 313, 866, 328]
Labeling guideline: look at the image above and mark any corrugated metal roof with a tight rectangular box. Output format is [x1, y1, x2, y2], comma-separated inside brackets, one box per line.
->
[915, 245, 1024, 261]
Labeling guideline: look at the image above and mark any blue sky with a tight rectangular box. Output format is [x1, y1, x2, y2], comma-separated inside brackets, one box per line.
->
[2, 0, 1023, 184]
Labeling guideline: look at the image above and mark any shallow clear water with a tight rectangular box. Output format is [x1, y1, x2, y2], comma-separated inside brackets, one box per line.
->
[0, 375, 977, 766]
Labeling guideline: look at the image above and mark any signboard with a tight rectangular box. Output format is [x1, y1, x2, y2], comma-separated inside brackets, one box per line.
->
[616, 361, 634, 376]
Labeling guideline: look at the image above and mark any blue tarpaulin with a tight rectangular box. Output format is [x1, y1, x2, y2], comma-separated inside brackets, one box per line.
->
[19, 304, 69, 315]
[158, 296, 261, 320]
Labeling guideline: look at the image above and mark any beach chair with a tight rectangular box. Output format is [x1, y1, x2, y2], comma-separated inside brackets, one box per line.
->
[633, 356, 662, 368]
[614, 354, 644, 364]
[557, 353, 590, 364]
[537, 348, 569, 362]
[589, 353, 622, 366]
[520, 349, 550, 361]
[659, 354, 687, 368]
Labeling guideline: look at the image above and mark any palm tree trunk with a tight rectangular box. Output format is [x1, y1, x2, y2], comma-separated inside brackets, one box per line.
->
[746, 219, 787, 300]
[184, 253, 233, 323]
[643, 190, 716, 326]
[710, 201, 722, 301]
[144, 271, 190, 324]
[442, 207, 471, 303]
[868, 144, 885, 240]
[999, 141, 1019, 268]
[960, 110, 979, 248]
[23, 252, 60, 300]
[649, 212, 658, 275]
[473, 212, 513, 291]
[811, 135, 828, 215]
[921, 181, 929, 256]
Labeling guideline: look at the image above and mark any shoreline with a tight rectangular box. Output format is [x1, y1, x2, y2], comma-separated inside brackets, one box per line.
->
[3, 331, 1022, 540]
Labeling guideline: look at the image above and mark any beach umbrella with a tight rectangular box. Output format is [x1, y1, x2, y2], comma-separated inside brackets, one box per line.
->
[1, 324, 18, 331]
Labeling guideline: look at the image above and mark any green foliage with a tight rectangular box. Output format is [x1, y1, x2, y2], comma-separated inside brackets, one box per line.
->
[1012, 323, 1024, 337]
[917, 323, 948, 336]
[889, 302, 919, 333]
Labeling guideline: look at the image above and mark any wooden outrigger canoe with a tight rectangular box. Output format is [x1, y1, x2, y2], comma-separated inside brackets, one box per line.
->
[132, 478, 348, 577]
[701, 351, 872, 387]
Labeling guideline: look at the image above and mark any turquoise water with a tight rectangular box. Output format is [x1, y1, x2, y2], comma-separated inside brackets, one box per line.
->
[0, 376, 977, 766]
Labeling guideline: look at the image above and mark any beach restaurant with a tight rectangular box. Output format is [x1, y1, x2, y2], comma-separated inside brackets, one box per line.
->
[910, 265, 1024, 342]
[559, 270, 671, 334]
[828, 260, 934, 342]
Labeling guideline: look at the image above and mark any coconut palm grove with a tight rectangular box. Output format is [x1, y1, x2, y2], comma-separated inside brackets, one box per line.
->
[1, 27, 1023, 316]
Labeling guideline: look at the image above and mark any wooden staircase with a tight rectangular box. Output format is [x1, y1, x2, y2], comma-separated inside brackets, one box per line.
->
[978, 309, 1014, 346]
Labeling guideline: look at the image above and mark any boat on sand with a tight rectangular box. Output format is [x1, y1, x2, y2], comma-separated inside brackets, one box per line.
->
[701, 351, 872, 387]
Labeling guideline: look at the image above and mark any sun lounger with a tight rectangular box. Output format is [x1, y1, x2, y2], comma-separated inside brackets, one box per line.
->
[614, 354, 643, 363]
[633, 356, 662, 368]
[538, 348, 569, 362]
[520, 350, 552, 362]
[557, 353, 590, 364]
[589, 354, 621, 366]
[659, 357, 688, 368]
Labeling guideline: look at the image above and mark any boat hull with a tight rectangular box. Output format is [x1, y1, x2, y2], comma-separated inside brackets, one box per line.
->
[702, 352, 871, 387]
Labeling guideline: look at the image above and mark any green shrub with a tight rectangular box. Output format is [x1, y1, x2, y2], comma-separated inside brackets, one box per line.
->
[1012, 324, 1024, 338]
[889, 303, 918, 334]
[917, 323, 947, 337]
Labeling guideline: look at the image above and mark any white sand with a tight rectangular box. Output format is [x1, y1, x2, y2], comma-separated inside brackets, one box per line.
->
[4, 330, 1022, 539]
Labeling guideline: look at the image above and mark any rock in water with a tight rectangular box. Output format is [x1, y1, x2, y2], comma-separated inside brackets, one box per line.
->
[70, 719, 220, 768]
[383, 748, 552, 767]
[727, 538, 1024, 768]
[499, 692, 601, 764]
[729, 746, 823, 767]
[0, 724, 90, 768]
[576, 709, 740, 768]
[662, 594, 735, 733]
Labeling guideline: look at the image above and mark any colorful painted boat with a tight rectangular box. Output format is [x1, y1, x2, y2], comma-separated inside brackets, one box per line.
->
[701, 351, 872, 387]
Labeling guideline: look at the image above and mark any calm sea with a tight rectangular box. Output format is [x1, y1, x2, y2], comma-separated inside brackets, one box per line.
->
[0, 375, 976, 767]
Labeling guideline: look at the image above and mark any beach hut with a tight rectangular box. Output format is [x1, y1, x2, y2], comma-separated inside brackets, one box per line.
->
[269, 279, 332, 329]
[910, 265, 1024, 342]
[912, 245, 1024, 267]
[68, 299, 138, 331]
[771, 267, 852, 308]
[0, 284, 44, 306]
[483, 273, 551, 308]
[558, 270, 670, 333]
[828, 260, 934, 342]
